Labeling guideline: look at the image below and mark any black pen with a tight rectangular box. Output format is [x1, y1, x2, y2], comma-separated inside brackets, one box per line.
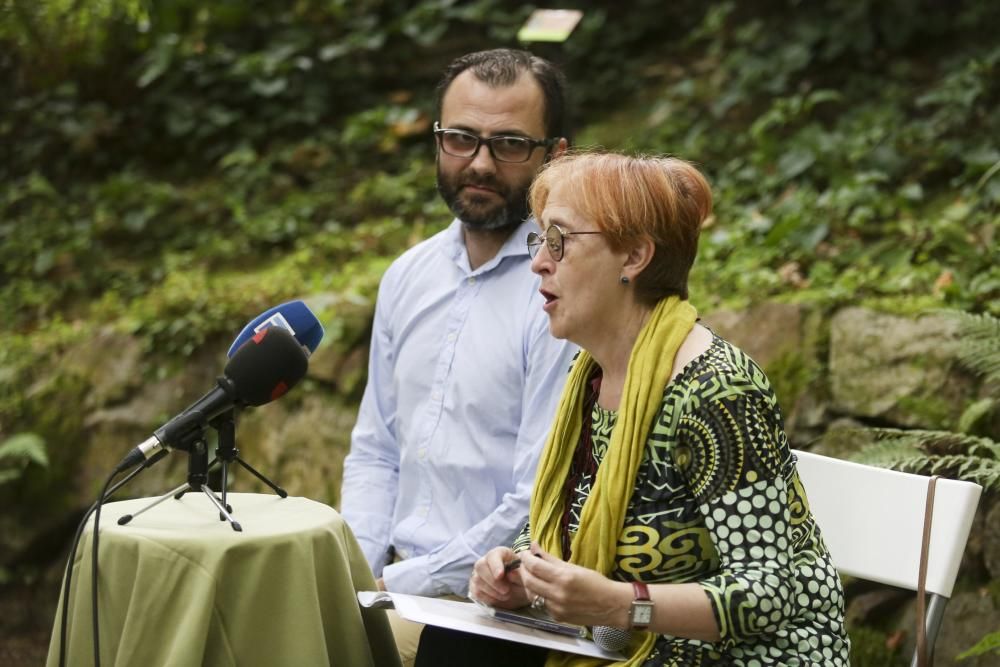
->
[504, 559, 522, 573]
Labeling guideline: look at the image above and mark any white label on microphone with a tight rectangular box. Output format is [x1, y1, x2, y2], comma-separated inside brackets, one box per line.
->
[254, 312, 296, 338]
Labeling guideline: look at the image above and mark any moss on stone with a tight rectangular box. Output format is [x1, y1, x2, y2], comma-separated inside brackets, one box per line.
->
[847, 624, 906, 667]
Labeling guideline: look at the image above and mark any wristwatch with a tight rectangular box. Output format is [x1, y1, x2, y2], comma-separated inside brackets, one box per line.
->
[629, 581, 654, 630]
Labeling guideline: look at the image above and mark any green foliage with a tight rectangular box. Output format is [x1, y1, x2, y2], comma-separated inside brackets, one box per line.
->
[847, 624, 905, 667]
[580, 0, 1000, 315]
[958, 630, 1000, 660]
[761, 349, 817, 417]
[0, 0, 148, 67]
[0, 0, 528, 183]
[846, 428, 1000, 491]
[0, 433, 48, 485]
[959, 398, 998, 436]
[3, 0, 999, 335]
[936, 310, 1000, 384]
[0, 325, 91, 495]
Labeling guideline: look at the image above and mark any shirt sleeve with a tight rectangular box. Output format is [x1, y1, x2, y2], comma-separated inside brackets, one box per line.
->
[339, 272, 401, 577]
[382, 307, 578, 596]
[673, 379, 801, 647]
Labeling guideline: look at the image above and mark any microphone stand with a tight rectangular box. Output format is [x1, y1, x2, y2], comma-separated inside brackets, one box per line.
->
[120, 410, 286, 531]
[212, 409, 287, 515]
[173, 409, 287, 516]
[118, 427, 242, 531]
[186, 431, 243, 532]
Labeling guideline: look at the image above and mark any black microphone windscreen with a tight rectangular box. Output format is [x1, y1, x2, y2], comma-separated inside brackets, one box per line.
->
[224, 326, 309, 406]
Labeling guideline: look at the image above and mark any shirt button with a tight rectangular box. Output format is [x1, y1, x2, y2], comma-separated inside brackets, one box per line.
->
[417, 448, 427, 459]
[468, 277, 476, 285]
[432, 390, 442, 401]
[446, 332, 456, 342]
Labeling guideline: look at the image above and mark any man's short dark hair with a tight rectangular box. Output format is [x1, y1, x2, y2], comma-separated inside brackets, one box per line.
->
[435, 48, 572, 143]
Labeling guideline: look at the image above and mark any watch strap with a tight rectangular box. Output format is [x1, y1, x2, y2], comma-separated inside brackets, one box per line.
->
[629, 581, 653, 630]
[631, 581, 650, 601]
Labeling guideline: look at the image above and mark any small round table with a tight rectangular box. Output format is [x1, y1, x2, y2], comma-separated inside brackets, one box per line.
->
[47, 492, 399, 667]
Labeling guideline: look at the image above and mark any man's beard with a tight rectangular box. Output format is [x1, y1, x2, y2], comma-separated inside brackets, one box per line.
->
[436, 164, 531, 233]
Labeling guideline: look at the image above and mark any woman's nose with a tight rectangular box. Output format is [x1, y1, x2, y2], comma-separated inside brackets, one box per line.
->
[530, 245, 552, 274]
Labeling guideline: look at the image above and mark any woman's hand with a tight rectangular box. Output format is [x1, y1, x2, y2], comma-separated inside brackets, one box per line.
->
[469, 546, 530, 610]
[518, 542, 632, 628]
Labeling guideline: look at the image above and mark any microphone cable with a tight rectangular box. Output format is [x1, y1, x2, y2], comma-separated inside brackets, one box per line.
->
[88, 469, 120, 667]
[57, 450, 167, 667]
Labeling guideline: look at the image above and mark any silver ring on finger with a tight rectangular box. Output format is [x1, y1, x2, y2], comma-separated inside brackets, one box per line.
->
[531, 594, 546, 611]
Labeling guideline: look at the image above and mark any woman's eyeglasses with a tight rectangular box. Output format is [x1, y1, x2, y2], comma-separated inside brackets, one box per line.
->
[433, 122, 557, 164]
[527, 224, 603, 261]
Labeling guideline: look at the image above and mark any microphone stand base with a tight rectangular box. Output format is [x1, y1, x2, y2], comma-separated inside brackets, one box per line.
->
[119, 411, 287, 532]
[195, 483, 242, 532]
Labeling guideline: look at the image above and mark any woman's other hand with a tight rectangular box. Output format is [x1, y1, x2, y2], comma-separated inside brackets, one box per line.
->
[469, 546, 529, 609]
[518, 542, 631, 628]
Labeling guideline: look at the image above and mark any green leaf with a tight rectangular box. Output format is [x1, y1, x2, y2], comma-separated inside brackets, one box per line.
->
[251, 78, 288, 98]
[0, 433, 48, 467]
[138, 39, 175, 88]
[964, 147, 1000, 169]
[957, 630, 1000, 660]
[319, 42, 351, 61]
[778, 148, 815, 179]
[899, 183, 924, 201]
[958, 398, 997, 434]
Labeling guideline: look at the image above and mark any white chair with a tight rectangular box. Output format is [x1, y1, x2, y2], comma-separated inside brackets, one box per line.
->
[792, 449, 982, 667]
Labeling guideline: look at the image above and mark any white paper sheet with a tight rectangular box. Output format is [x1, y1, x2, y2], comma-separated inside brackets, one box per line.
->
[357, 591, 625, 660]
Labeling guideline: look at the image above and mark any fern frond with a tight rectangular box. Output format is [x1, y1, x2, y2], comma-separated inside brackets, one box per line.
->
[957, 629, 1000, 659]
[933, 309, 1000, 383]
[958, 398, 998, 434]
[968, 439, 1000, 459]
[850, 438, 935, 472]
[928, 455, 1000, 491]
[0, 433, 48, 467]
[863, 427, 996, 457]
[845, 427, 1000, 491]
[0, 470, 22, 485]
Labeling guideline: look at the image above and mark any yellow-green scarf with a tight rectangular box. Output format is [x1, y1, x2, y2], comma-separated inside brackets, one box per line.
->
[529, 296, 697, 667]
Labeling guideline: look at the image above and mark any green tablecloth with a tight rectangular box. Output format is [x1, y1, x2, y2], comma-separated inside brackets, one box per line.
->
[47, 492, 399, 667]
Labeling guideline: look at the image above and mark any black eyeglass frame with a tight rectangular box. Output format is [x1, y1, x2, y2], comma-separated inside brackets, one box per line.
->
[433, 121, 558, 164]
[527, 224, 603, 262]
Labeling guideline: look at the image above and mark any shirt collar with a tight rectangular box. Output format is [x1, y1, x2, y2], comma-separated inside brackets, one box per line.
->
[443, 217, 537, 275]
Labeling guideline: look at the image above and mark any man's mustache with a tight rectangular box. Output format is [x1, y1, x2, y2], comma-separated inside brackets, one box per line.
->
[460, 175, 506, 193]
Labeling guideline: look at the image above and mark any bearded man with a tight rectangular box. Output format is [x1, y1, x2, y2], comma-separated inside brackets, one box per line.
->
[340, 48, 577, 666]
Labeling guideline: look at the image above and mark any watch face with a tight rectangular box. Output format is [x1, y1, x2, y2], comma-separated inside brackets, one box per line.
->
[632, 601, 653, 625]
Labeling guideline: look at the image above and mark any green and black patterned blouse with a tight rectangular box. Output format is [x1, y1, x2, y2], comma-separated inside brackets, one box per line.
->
[516, 335, 850, 666]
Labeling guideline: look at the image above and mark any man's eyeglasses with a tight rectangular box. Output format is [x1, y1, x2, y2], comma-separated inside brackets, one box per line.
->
[433, 121, 558, 164]
[527, 224, 603, 261]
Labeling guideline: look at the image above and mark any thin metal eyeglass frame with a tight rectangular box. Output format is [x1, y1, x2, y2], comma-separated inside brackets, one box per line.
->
[527, 224, 603, 261]
[433, 121, 557, 164]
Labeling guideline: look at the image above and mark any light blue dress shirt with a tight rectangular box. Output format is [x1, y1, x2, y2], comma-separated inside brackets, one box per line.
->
[340, 217, 578, 597]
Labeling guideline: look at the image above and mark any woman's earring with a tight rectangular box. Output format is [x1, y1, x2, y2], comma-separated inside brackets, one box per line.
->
[620, 276, 630, 285]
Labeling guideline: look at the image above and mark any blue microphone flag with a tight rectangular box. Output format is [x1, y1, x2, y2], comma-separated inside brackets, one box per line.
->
[228, 300, 324, 358]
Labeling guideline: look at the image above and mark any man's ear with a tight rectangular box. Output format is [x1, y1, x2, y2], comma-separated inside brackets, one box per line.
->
[549, 137, 569, 161]
[622, 237, 655, 281]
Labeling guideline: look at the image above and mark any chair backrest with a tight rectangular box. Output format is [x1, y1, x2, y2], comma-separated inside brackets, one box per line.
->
[792, 449, 982, 598]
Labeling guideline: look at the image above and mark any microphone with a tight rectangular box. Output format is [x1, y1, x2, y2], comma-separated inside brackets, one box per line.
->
[227, 300, 324, 358]
[592, 625, 631, 652]
[115, 326, 309, 472]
